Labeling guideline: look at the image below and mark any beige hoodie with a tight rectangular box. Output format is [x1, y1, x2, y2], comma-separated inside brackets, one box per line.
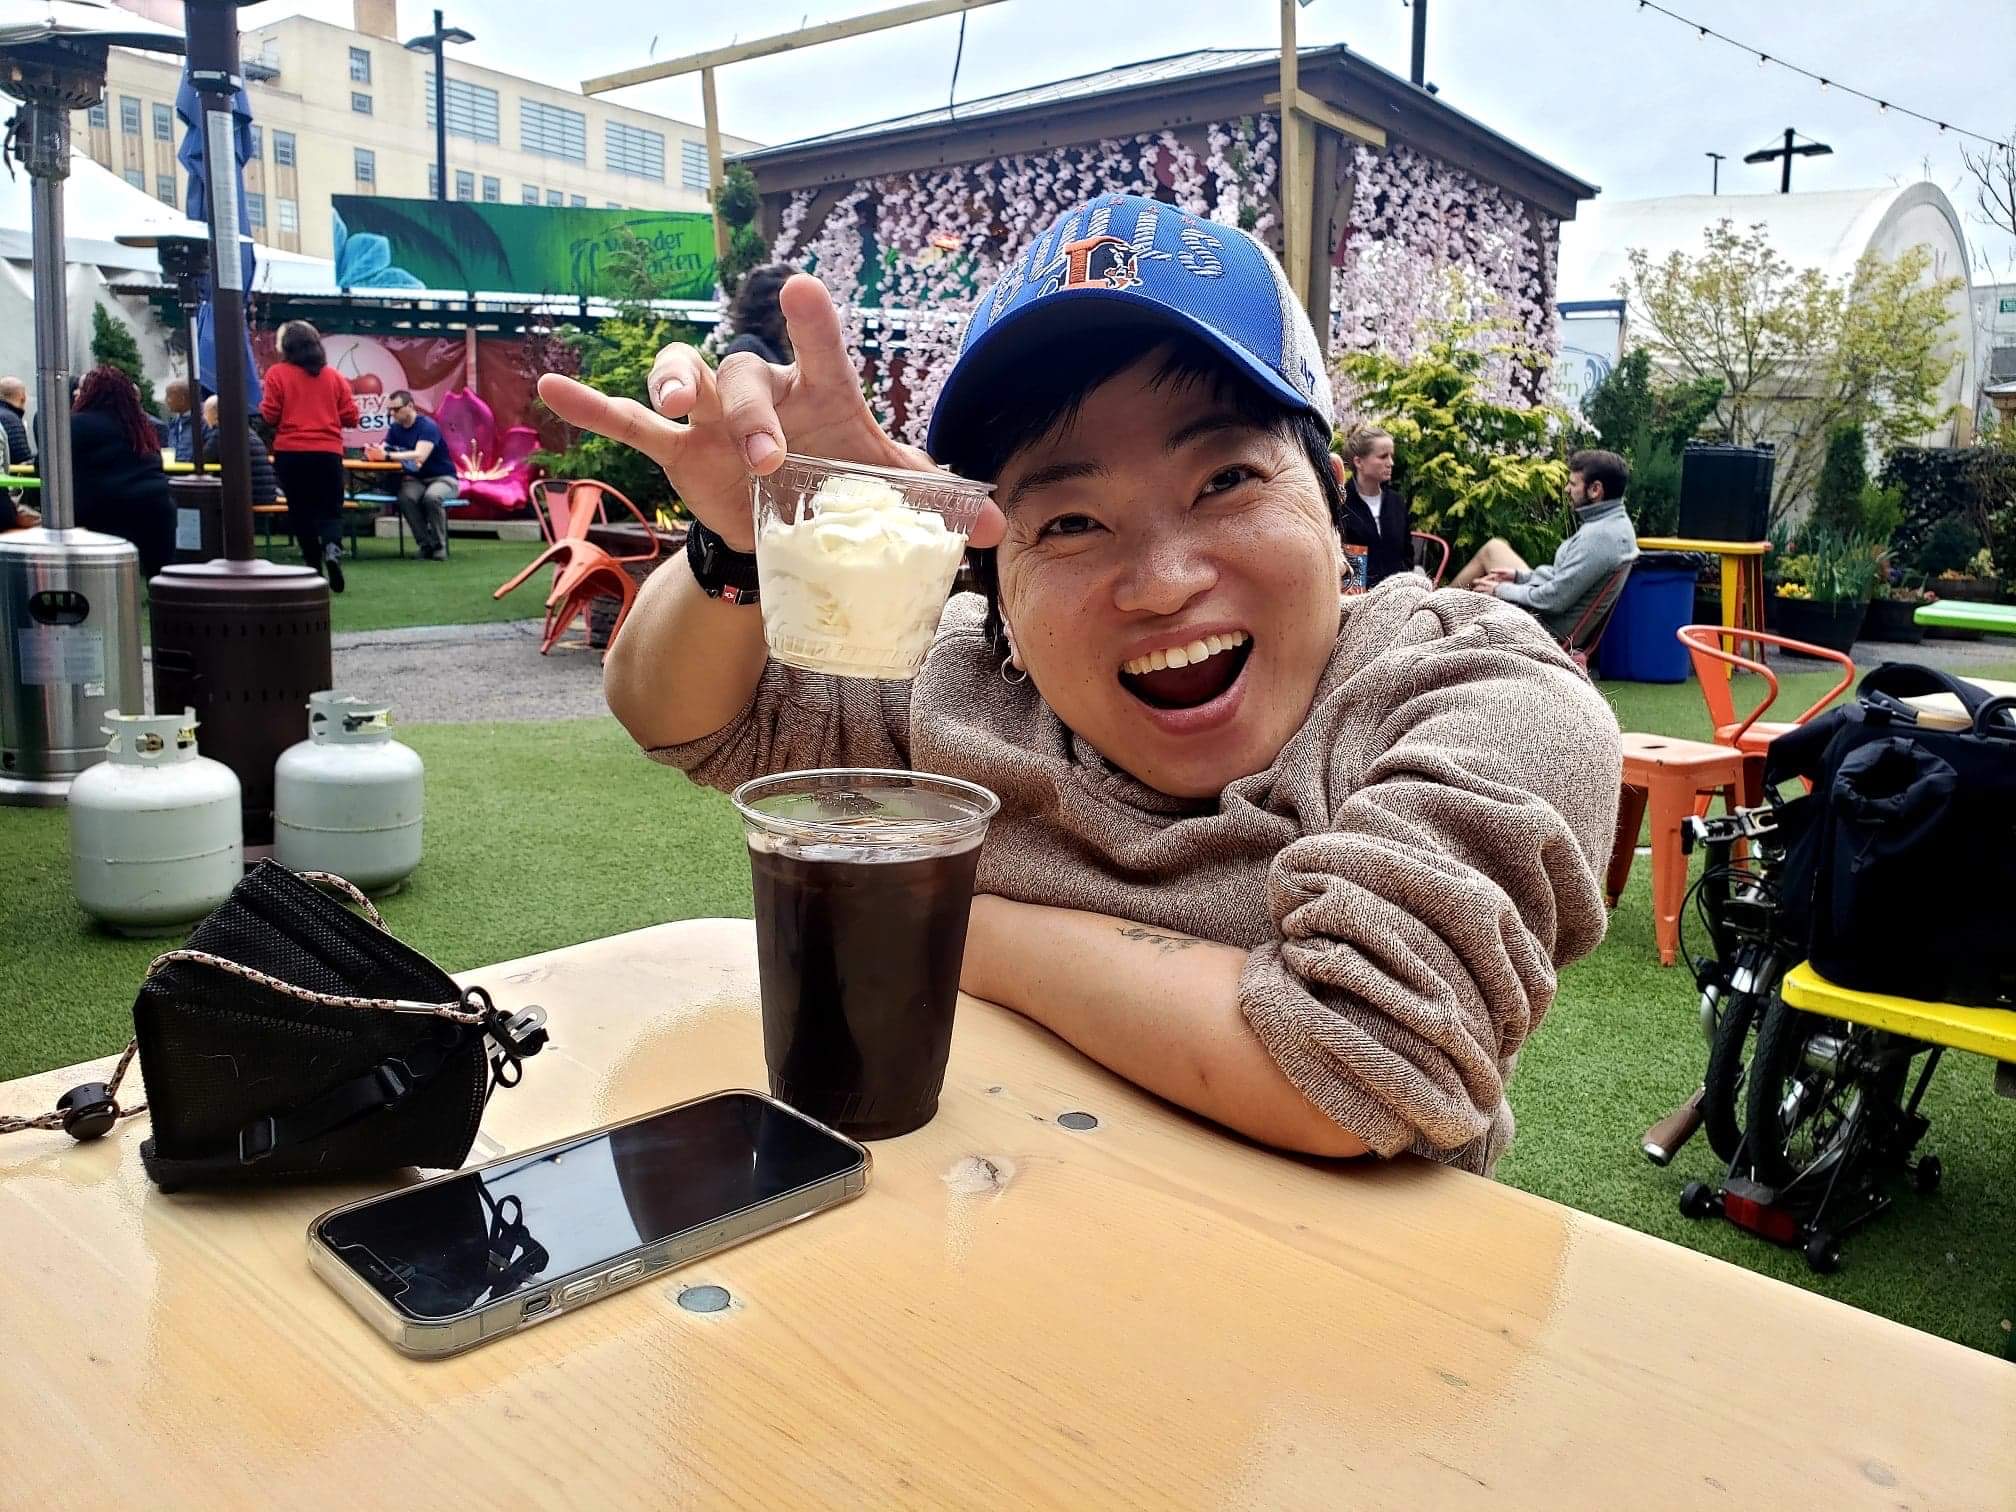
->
[655, 576, 1621, 1174]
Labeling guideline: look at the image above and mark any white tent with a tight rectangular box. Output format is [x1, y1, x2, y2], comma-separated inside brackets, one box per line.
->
[1558, 182, 1978, 448]
[0, 147, 334, 427]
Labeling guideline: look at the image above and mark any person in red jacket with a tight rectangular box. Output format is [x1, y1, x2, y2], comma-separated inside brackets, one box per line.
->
[260, 320, 359, 590]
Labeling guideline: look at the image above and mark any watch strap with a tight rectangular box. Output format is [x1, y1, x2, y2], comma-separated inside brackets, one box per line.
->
[685, 518, 761, 604]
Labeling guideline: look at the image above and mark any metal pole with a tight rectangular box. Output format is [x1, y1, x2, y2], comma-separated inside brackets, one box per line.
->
[184, 0, 254, 560]
[23, 103, 75, 530]
[1780, 127, 1793, 194]
[702, 66, 728, 263]
[1410, 0, 1427, 86]
[434, 11, 448, 202]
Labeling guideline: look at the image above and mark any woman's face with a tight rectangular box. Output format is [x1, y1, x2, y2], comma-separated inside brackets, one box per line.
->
[1354, 438, 1395, 491]
[993, 357, 1344, 799]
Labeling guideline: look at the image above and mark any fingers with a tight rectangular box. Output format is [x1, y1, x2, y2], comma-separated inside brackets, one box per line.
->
[778, 275, 861, 397]
[714, 351, 791, 473]
[968, 499, 1006, 551]
[537, 373, 686, 469]
[646, 345, 711, 419]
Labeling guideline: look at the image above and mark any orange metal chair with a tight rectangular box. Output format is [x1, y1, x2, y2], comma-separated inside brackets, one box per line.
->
[1410, 531, 1451, 587]
[1607, 732, 1749, 966]
[1559, 560, 1635, 674]
[1677, 625, 1855, 806]
[495, 480, 661, 656]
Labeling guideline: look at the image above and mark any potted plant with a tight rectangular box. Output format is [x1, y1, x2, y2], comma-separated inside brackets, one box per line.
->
[1766, 528, 1878, 655]
[1864, 579, 1934, 644]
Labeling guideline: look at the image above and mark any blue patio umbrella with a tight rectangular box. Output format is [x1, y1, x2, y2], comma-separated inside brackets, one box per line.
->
[174, 66, 260, 410]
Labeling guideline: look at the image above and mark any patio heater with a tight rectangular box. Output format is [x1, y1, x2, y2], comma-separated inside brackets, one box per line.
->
[147, 0, 329, 855]
[0, 1, 183, 805]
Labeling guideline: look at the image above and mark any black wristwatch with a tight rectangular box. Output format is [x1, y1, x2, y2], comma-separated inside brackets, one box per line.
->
[685, 518, 761, 604]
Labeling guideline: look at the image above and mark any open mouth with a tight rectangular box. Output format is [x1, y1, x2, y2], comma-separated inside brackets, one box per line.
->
[1119, 631, 1252, 711]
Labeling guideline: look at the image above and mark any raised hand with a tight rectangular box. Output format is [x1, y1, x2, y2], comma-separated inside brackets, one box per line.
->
[537, 274, 1002, 553]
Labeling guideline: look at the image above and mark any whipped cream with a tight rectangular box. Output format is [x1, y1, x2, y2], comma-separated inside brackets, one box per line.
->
[756, 471, 970, 679]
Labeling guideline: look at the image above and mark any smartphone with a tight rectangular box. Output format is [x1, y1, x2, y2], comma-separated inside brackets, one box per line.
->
[308, 1090, 869, 1358]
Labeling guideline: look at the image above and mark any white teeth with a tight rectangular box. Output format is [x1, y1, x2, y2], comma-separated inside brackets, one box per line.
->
[1120, 630, 1249, 677]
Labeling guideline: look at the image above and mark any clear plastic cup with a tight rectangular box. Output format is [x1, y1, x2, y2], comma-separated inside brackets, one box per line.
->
[752, 455, 993, 680]
[732, 768, 1000, 1140]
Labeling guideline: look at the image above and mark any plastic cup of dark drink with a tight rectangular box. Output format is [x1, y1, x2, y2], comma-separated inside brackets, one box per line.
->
[732, 768, 1000, 1140]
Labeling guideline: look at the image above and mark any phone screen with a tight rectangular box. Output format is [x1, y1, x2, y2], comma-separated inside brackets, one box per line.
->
[318, 1094, 862, 1319]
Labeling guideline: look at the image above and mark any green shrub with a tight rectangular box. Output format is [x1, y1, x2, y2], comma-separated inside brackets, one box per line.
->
[1813, 423, 1868, 538]
[90, 303, 159, 415]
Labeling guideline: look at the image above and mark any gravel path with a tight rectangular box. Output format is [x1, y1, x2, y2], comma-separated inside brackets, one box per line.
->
[328, 620, 611, 725]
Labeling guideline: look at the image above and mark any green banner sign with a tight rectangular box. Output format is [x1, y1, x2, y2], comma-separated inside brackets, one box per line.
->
[330, 196, 716, 299]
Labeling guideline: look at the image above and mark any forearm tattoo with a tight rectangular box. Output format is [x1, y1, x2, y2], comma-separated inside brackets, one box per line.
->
[1116, 924, 1201, 955]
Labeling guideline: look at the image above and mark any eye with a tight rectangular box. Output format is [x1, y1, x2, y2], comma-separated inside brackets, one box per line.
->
[1202, 465, 1258, 497]
[1035, 513, 1103, 540]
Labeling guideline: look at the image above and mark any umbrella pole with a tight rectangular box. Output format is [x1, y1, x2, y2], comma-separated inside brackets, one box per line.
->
[183, 0, 253, 561]
[22, 101, 75, 531]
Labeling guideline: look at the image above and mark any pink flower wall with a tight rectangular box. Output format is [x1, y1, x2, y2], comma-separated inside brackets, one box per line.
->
[770, 118, 1560, 444]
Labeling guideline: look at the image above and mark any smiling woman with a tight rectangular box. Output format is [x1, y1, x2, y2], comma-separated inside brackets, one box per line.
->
[538, 192, 1623, 1174]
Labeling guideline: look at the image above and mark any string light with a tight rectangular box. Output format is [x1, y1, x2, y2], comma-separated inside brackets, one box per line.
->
[1630, 0, 2011, 151]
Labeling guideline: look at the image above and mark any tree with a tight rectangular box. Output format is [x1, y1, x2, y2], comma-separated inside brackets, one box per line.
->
[712, 162, 767, 297]
[1960, 129, 2016, 268]
[1620, 219, 1961, 521]
[1582, 347, 1723, 537]
[1338, 314, 1572, 564]
[1812, 423, 1868, 538]
[90, 303, 159, 415]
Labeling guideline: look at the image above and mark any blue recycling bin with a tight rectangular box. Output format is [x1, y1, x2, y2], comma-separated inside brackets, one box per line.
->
[1597, 552, 1702, 682]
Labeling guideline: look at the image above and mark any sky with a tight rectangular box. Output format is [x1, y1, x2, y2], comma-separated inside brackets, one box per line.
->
[242, 0, 2016, 276]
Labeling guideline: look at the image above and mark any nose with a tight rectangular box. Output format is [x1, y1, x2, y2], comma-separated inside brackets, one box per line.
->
[1111, 521, 1218, 618]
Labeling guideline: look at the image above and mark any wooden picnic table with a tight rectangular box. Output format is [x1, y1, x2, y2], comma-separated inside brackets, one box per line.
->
[3, 919, 2012, 1509]
[2, 474, 39, 490]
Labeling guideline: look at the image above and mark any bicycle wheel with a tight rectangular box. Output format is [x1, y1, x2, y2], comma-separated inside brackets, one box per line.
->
[1744, 1000, 1863, 1190]
[1700, 948, 1778, 1164]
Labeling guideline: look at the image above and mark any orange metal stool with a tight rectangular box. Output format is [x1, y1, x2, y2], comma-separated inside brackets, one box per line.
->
[1608, 732, 1748, 966]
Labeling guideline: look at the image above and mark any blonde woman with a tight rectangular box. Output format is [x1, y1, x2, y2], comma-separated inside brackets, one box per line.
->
[1340, 424, 1412, 588]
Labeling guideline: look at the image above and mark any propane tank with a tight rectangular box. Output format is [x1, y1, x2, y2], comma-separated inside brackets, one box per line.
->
[68, 709, 243, 935]
[274, 692, 424, 894]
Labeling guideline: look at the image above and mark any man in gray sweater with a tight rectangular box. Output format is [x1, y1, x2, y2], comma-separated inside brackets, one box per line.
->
[1454, 450, 1639, 641]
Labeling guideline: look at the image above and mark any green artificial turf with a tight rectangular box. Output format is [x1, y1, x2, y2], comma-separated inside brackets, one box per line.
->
[4, 673, 2014, 1354]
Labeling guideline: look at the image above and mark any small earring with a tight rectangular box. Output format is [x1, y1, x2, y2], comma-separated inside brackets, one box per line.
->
[999, 653, 1029, 687]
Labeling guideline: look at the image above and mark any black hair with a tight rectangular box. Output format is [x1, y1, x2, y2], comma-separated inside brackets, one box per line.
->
[278, 320, 326, 377]
[932, 326, 1347, 652]
[728, 264, 796, 360]
[1569, 448, 1629, 502]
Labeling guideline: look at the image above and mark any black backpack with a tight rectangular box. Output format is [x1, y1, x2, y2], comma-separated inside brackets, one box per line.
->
[1765, 664, 2016, 1008]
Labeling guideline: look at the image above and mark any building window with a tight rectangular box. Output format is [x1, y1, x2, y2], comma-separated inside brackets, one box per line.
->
[348, 47, 371, 83]
[119, 95, 141, 134]
[273, 130, 295, 167]
[247, 123, 262, 158]
[522, 184, 539, 205]
[425, 74, 501, 144]
[520, 98, 586, 162]
[454, 170, 474, 201]
[354, 147, 375, 186]
[151, 101, 174, 140]
[351, 92, 373, 116]
[246, 192, 266, 228]
[428, 163, 438, 197]
[88, 99, 108, 128]
[546, 189, 562, 207]
[569, 194, 586, 207]
[605, 120, 664, 180]
[277, 198, 298, 234]
[680, 138, 709, 192]
[124, 167, 145, 189]
[482, 175, 499, 203]
[156, 174, 176, 207]
[606, 201, 622, 209]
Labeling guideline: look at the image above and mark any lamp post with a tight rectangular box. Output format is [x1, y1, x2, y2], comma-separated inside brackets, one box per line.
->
[1744, 128, 1834, 194]
[1706, 151, 1726, 195]
[404, 10, 474, 202]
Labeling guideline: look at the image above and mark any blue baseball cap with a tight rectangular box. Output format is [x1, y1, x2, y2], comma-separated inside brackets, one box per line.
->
[925, 192, 1333, 461]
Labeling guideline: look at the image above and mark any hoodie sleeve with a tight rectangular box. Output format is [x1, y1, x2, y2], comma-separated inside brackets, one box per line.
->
[1237, 599, 1619, 1165]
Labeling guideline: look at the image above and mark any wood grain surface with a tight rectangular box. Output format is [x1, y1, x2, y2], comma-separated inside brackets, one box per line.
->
[3, 918, 2011, 1510]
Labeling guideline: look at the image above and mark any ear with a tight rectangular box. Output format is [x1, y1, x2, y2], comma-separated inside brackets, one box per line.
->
[1328, 452, 1347, 488]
